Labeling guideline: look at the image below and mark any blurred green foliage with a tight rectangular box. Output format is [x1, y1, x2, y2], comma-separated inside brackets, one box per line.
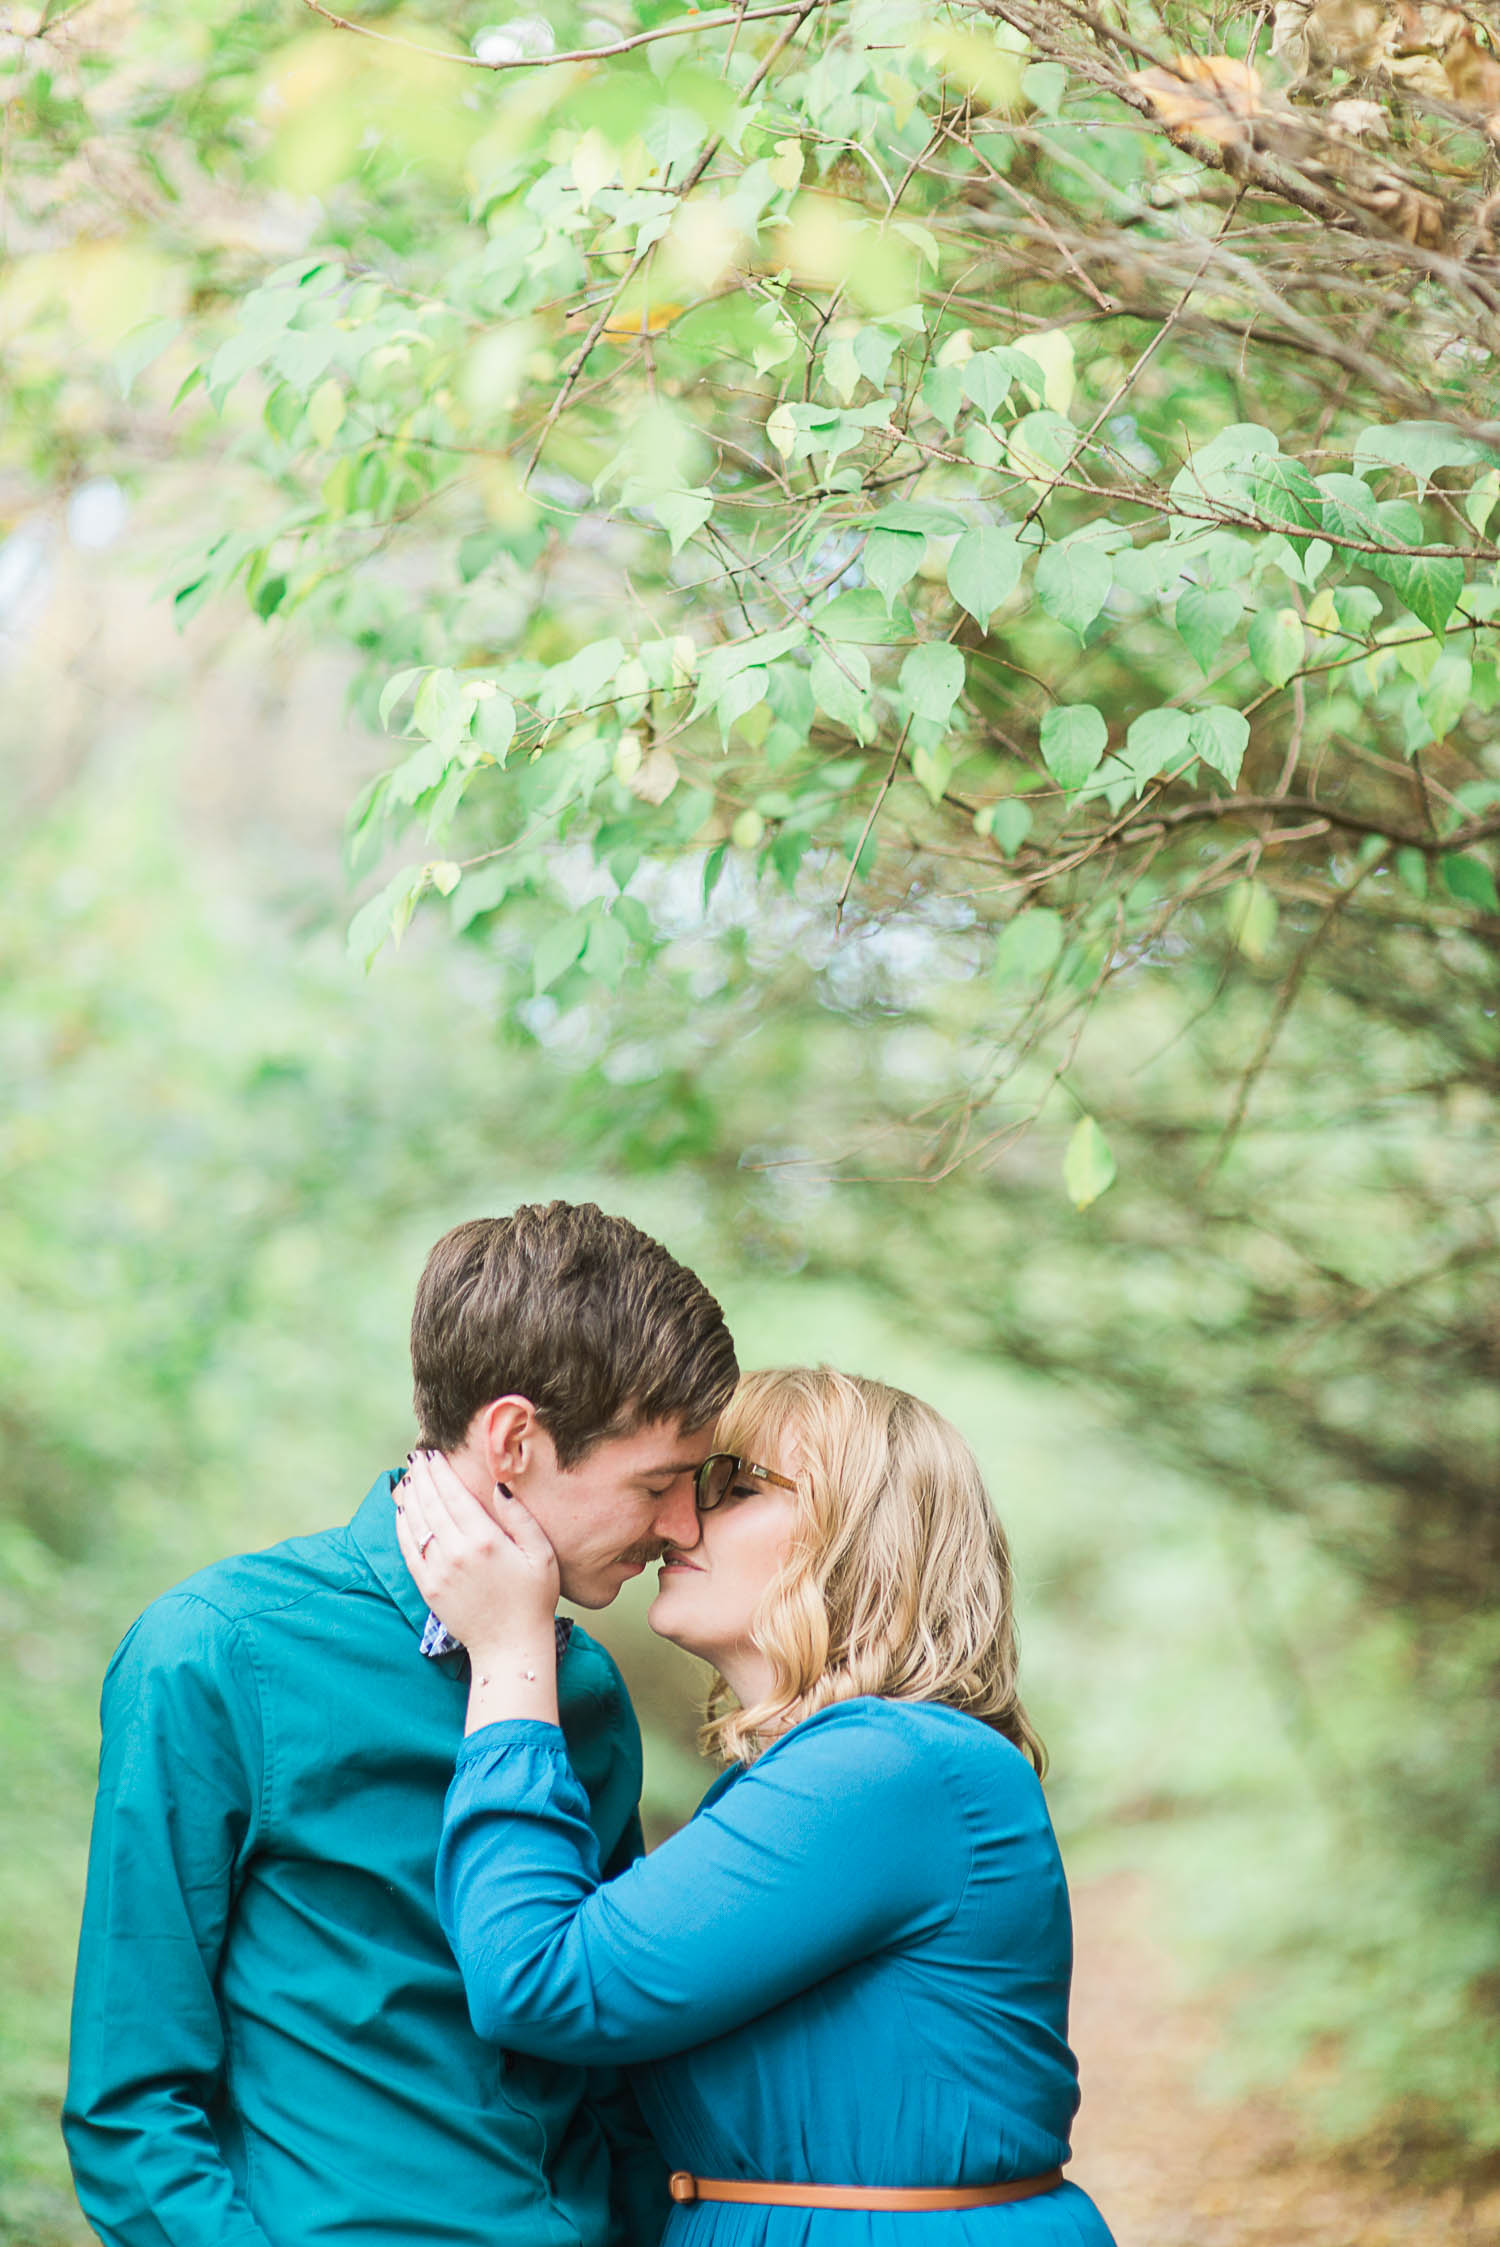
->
[1, 0, 1498, 2214]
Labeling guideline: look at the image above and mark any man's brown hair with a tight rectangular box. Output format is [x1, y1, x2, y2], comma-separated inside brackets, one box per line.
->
[410, 1203, 738, 1464]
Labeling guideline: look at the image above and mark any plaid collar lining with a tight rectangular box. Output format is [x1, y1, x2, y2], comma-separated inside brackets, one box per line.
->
[420, 1612, 574, 1664]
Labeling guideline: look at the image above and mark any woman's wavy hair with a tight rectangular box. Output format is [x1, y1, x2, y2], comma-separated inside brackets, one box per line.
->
[700, 1366, 1045, 1775]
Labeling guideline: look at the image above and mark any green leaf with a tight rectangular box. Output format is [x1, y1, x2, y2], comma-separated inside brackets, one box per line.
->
[1440, 854, 1500, 914]
[1395, 847, 1428, 899]
[1418, 653, 1472, 741]
[869, 501, 966, 537]
[1320, 472, 1470, 638]
[1372, 550, 1465, 640]
[899, 642, 965, 725]
[994, 907, 1064, 983]
[921, 362, 966, 432]
[1035, 539, 1111, 640]
[346, 866, 427, 971]
[987, 799, 1033, 856]
[947, 525, 1024, 629]
[911, 742, 954, 804]
[1022, 60, 1067, 112]
[473, 693, 518, 762]
[810, 644, 871, 734]
[652, 488, 715, 553]
[306, 379, 345, 446]
[580, 914, 630, 983]
[815, 589, 913, 643]
[1235, 455, 1325, 550]
[412, 667, 462, 739]
[1466, 468, 1500, 535]
[1063, 1115, 1116, 1210]
[379, 666, 426, 732]
[716, 665, 770, 737]
[1248, 608, 1304, 689]
[1121, 707, 1193, 793]
[1188, 705, 1250, 784]
[692, 624, 806, 717]
[537, 637, 627, 718]
[864, 527, 926, 611]
[854, 326, 898, 389]
[1005, 409, 1075, 496]
[822, 334, 861, 404]
[1176, 584, 1243, 673]
[1171, 423, 1278, 517]
[532, 914, 589, 993]
[114, 316, 181, 399]
[1040, 703, 1108, 791]
[962, 348, 1018, 421]
[1225, 879, 1278, 961]
[1354, 421, 1500, 498]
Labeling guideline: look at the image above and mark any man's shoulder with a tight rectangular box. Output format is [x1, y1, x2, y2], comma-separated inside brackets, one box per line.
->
[119, 1518, 367, 1654]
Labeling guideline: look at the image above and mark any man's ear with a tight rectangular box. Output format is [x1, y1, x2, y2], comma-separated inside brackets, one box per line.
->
[475, 1394, 541, 1486]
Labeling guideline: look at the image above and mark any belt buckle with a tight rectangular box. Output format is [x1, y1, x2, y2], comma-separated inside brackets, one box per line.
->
[668, 2172, 699, 2205]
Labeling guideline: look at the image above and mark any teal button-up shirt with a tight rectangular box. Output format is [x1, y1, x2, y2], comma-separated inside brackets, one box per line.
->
[64, 1474, 667, 2247]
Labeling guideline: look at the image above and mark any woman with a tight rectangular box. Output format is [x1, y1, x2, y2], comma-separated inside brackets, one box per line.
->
[398, 1366, 1115, 2246]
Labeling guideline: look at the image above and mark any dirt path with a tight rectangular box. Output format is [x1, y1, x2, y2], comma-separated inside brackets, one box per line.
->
[1065, 1877, 1496, 2247]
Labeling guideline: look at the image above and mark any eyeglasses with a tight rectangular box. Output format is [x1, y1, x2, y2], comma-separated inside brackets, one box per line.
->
[694, 1451, 798, 1513]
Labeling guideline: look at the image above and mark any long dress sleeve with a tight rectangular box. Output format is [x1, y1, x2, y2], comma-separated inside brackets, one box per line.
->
[436, 1701, 969, 2066]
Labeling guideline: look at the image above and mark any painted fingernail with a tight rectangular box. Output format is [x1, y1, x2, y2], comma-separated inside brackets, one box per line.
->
[405, 1451, 415, 1465]
[496, 1481, 514, 1502]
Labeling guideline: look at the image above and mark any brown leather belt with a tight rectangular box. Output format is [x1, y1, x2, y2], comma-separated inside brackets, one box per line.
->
[667, 2170, 1065, 2211]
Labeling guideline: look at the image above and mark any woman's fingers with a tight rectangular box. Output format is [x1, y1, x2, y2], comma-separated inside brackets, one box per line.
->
[410, 1448, 490, 1538]
[492, 1485, 559, 1566]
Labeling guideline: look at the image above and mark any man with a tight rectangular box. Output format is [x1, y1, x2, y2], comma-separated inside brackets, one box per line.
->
[64, 1203, 737, 2247]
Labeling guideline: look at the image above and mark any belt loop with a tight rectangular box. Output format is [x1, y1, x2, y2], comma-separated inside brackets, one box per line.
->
[669, 2172, 700, 2204]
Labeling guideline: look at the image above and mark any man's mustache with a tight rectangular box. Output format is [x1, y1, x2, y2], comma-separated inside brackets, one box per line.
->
[617, 1540, 671, 1566]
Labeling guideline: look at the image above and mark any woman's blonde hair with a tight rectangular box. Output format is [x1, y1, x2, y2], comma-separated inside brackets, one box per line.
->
[700, 1366, 1045, 1774]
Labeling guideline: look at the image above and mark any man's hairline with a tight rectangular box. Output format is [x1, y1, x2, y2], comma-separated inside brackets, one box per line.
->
[451, 1392, 732, 1475]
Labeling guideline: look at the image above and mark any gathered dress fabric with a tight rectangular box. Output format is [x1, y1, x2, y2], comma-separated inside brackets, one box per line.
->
[438, 1696, 1116, 2247]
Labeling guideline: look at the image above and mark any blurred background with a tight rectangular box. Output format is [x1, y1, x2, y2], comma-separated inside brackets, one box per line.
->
[5, 476, 1492, 2245]
[4, 2, 1498, 2243]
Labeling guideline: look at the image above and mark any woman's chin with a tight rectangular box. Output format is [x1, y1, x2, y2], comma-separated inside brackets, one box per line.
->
[645, 1580, 700, 1654]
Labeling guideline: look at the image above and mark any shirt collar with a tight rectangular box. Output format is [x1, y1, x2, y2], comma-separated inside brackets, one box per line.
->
[347, 1470, 576, 1665]
[348, 1470, 433, 1639]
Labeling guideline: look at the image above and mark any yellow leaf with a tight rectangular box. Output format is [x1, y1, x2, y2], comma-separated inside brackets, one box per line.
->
[306, 379, 345, 446]
[592, 301, 687, 338]
[1018, 328, 1075, 415]
[922, 26, 1026, 110]
[665, 196, 744, 292]
[770, 138, 804, 192]
[1130, 54, 1261, 146]
[571, 129, 615, 212]
[612, 732, 644, 784]
[877, 69, 918, 129]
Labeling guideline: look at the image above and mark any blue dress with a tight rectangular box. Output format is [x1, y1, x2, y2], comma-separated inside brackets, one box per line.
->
[437, 1697, 1116, 2247]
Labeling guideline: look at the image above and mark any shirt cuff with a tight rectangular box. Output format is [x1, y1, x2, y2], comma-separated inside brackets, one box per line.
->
[454, 1716, 568, 1766]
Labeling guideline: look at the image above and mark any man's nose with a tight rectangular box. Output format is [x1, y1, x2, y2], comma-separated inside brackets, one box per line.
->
[653, 1482, 702, 1550]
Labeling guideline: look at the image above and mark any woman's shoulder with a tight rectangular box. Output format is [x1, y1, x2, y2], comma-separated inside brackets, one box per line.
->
[754, 1695, 1041, 1799]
